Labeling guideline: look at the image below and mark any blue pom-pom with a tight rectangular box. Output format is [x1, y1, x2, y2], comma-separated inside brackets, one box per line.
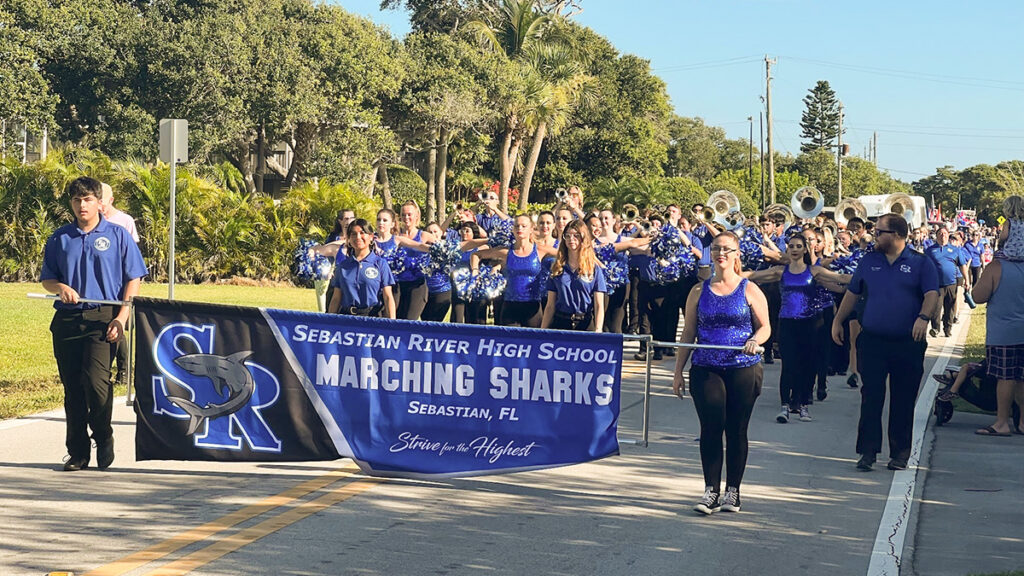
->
[378, 243, 406, 277]
[293, 239, 334, 281]
[651, 225, 683, 261]
[654, 257, 681, 284]
[739, 235, 764, 271]
[451, 266, 475, 300]
[488, 219, 514, 248]
[472, 265, 507, 301]
[603, 260, 628, 291]
[533, 267, 552, 301]
[425, 237, 462, 276]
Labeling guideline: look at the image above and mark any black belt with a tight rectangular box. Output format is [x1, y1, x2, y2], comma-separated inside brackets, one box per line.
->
[555, 310, 591, 322]
[342, 305, 380, 316]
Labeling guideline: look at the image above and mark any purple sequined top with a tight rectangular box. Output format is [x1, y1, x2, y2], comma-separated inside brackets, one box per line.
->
[780, 264, 817, 319]
[691, 278, 761, 368]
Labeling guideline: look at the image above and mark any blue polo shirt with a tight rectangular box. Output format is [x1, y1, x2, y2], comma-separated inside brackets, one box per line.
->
[40, 216, 148, 311]
[693, 224, 713, 267]
[546, 266, 607, 315]
[847, 247, 938, 338]
[925, 242, 968, 286]
[476, 212, 508, 234]
[963, 240, 983, 267]
[332, 252, 395, 308]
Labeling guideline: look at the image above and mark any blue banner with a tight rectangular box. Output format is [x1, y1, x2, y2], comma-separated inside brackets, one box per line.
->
[133, 298, 623, 478]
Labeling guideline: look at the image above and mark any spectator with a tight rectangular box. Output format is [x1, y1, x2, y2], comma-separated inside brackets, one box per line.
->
[971, 257, 1024, 436]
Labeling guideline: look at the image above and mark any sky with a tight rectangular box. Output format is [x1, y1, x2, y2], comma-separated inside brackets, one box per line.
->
[336, 0, 1024, 184]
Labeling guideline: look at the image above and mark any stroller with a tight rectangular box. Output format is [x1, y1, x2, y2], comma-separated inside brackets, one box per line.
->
[933, 362, 1022, 427]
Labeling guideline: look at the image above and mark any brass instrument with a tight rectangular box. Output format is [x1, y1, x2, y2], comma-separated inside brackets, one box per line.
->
[478, 190, 498, 203]
[706, 190, 740, 223]
[715, 209, 746, 232]
[882, 193, 915, 222]
[834, 197, 867, 228]
[554, 187, 568, 202]
[763, 203, 795, 230]
[621, 203, 640, 223]
[822, 219, 839, 238]
[791, 186, 824, 220]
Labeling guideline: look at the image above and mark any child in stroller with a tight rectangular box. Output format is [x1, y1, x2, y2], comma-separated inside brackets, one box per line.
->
[933, 361, 1022, 431]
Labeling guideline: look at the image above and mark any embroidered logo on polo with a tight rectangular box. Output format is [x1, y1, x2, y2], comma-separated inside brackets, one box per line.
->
[364, 267, 380, 279]
[94, 237, 111, 252]
[150, 323, 282, 452]
[900, 264, 912, 273]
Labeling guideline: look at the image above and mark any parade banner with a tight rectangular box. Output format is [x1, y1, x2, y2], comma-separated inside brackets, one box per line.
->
[133, 297, 623, 478]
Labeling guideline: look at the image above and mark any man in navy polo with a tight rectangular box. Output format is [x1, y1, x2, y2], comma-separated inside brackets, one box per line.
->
[925, 226, 970, 338]
[832, 214, 938, 472]
[475, 192, 511, 235]
[41, 177, 147, 471]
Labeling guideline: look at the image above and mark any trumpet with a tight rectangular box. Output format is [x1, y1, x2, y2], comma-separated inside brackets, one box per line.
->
[791, 186, 824, 220]
[554, 187, 568, 202]
[478, 190, 498, 204]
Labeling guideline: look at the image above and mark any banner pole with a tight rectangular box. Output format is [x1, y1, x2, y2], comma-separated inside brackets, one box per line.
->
[126, 300, 135, 406]
[641, 335, 653, 447]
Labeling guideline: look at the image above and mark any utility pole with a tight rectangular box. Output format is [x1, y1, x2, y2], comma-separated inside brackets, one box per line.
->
[836, 101, 844, 203]
[873, 131, 878, 165]
[765, 56, 777, 204]
[759, 112, 765, 209]
[748, 116, 754, 194]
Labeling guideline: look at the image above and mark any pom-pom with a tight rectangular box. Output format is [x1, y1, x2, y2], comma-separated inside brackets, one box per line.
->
[739, 235, 765, 271]
[451, 266, 475, 300]
[378, 243, 406, 277]
[473, 265, 507, 301]
[488, 218, 514, 248]
[651, 224, 683, 261]
[603, 260, 629, 291]
[654, 256, 682, 284]
[425, 237, 462, 276]
[532, 266, 552, 301]
[293, 239, 334, 282]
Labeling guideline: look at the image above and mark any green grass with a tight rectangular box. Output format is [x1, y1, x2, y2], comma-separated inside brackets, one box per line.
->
[969, 571, 1024, 576]
[0, 281, 318, 419]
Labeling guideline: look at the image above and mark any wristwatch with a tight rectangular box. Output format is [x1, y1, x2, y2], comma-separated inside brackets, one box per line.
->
[917, 313, 931, 321]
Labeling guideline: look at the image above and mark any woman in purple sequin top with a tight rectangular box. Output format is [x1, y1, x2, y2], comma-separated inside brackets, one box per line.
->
[672, 231, 771, 515]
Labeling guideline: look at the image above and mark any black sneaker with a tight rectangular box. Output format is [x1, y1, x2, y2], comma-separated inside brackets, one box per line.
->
[847, 374, 859, 388]
[887, 458, 908, 471]
[97, 438, 114, 470]
[856, 454, 875, 471]
[929, 328, 939, 338]
[652, 351, 664, 361]
[633, 352, 648, 361]
[663, 348, 676, 357]
[932, 373, 954, 387]
[693, 487, 720, 515]
[776, 405, 790, 423]
[817, 388, 828, 402]
[720, 487, 741, 512]
[944, 329, 952, 338]
[63, 455, 89, 472]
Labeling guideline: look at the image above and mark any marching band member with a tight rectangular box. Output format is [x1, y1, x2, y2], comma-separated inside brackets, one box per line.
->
[422, 222, 453, 322]
[469, 215, 558, 328]
[327, 219, 397, 319]
[665, 214, 705, 354]
[395, 201, 438, 321]
[832, 214, 938, 471]
[450, 221, 490, 324]
[595, 209, 651, 334]
[633, 214, 666, 360]
[745, 235, 850, 423]
[541, 219, 608, 332]
[925, 226, 969, 338]
[475, 192, 511, 235]
[673, 231, 770, 514]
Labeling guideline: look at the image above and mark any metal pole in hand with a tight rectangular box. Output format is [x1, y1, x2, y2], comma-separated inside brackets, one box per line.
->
[26, 293, 130, 306]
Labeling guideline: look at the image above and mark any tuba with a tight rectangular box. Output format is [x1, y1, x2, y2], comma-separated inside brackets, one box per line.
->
[791, 186, 824, 220]
[718, 210, 746, 232]
[763, 203, 795, 230]
[834, 198, 867, 228]
[705, 190, 740, 223]
[882, 193, 915, 222]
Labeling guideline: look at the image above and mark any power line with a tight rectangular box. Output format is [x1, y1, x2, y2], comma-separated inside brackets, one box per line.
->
[653, 55, 762, 73]
[782, 56, 1024, 92]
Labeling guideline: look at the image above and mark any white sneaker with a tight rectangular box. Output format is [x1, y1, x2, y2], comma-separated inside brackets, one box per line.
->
[693, 487, 720, 515]
[720, 486, 741, 512]
[799, 405, 813, 422]
[776, 405, 790, 423]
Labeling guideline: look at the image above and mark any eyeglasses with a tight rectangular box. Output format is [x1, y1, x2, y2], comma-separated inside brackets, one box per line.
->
[710, 246, 737, 255]
[874, 229, 897, 236]
[563, 232, 583, 240]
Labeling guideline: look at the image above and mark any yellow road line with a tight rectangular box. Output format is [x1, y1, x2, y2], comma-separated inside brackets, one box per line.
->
[84, 466, 360, 576]
[141, 476, 383, 576]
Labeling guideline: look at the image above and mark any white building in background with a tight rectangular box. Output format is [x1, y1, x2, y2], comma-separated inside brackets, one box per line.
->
[1, 120, 48, 163]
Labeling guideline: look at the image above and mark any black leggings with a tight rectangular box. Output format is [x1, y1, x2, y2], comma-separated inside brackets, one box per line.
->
[451, 294, 487, 324]
[627, 269, 642, 333]
[603, 284, 628, 334]
[421, 291, 452, 322]
[501, 300, 542, 328]
[814, 306, 834, 393]
[689, 364, 763, 490]
[778, 315, 823, 407]
[395, 278, 428, 321]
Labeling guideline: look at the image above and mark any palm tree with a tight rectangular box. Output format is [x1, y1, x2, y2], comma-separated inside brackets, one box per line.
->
[466, 0, 556, 210]
[517, 43, 592, 211]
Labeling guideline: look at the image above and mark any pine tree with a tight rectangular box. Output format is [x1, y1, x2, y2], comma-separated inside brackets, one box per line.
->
[799, 80, 843, 153]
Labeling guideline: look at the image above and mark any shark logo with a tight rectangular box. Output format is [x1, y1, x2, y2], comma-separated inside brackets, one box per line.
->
[152, 323, 282, 453]
[169, 351, 255, 435]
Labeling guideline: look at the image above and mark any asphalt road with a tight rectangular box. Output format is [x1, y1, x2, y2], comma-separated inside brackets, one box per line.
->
[0, 324, 976, 576]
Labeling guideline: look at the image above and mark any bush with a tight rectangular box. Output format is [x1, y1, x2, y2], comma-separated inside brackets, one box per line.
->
[0, 146, 379, 283]
[386, 164, 427, 207]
